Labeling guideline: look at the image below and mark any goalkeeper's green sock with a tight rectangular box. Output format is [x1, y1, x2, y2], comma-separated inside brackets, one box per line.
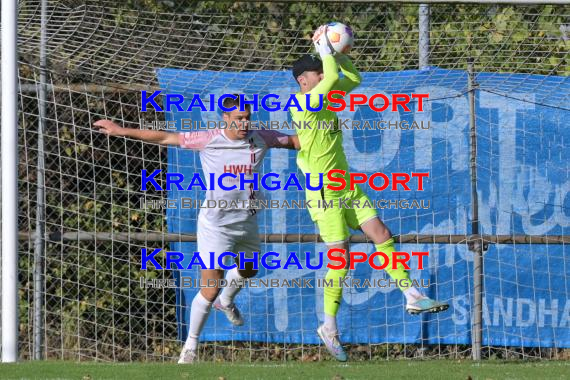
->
[375, 238, 411, 291]
[375, 238, 425, 304]
[323, 267, 348, 331]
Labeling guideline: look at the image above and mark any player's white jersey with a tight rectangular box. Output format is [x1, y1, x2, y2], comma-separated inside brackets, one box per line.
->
[178, 129, 290, 227]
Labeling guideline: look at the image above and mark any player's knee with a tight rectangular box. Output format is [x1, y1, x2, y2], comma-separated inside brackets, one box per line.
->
[237, 260, 258, 278]
[362, 217, 392, 242]
[238, 268, 258, 278]
[378, 228, 391, 242]
[327, 242, 350, 269]
[200, 287, 220, 302]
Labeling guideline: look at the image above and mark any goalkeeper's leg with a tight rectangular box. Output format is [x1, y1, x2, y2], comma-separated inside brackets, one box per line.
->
[360, 217, 449, 314]
[308, 189, 350, 361]
[320, 241, 349, 362]
[311, 200, 351, 361]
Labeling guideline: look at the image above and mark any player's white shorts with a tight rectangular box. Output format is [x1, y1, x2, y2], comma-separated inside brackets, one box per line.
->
[197, 216, 260, 270]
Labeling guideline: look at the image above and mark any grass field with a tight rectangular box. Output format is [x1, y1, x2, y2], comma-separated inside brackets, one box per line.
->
[1, 360, 569, 380]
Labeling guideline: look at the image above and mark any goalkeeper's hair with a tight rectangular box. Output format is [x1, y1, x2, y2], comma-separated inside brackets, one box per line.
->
[222, 94, 251, 113]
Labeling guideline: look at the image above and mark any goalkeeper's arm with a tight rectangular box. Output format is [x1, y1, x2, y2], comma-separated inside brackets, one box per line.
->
[94, 119, 180, 146]
[333, 54, 362, 94]
[304, 25, 340, 109]
[306, 55, 340, 108]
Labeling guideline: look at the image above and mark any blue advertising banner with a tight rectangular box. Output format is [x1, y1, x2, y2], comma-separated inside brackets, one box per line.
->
[156, 67, 570, 347]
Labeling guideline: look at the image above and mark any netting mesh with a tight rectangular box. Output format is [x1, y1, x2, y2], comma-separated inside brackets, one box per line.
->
[6, 0, 570, 362]
[17, 1, 569, 81]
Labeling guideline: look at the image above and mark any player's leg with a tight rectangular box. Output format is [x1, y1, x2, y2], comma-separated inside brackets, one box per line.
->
[350, 186, 448, 314]
[308, 190, 350, 361]
[179, 268, 223, 364]
[214, 222, 260, 325]
[359, 218, 448, 313]
[359, 217, 420, 294]
[179, 218, 229, 364]
[347, 185, 416, 292]
[214, 264, 248, 325]
[342, 187, 402, 284]
[358, 215, 413, 287]
[322, 240, 349, 334]
[318, 239, 349, 362]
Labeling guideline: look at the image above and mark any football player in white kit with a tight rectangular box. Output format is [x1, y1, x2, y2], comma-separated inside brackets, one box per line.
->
[94, 95, 300, 364]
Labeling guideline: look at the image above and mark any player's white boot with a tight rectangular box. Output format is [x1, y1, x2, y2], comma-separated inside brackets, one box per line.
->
[317, 324, 348, 362]
[213, 299, 244, 326]
[178, 348, 197, 364]
[406, 297, 449, 315]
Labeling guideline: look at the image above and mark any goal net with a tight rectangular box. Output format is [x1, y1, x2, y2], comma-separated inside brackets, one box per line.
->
[5, 0, 570, 362]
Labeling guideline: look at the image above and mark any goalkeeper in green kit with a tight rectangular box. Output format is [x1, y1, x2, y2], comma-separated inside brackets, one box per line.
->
[290, 24, 448, 361]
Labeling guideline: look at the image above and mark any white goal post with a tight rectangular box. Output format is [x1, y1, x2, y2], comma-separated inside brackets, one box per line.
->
[2, 0, 20, 364]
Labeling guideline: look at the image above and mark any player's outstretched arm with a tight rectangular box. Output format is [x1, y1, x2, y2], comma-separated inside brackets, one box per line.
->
[334, 53, 362, 94]
[94, 119, 180, 146]
[290, 135, 301, 150]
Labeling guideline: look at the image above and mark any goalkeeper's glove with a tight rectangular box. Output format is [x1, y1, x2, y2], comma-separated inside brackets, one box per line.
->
[312, 25, 335, 58]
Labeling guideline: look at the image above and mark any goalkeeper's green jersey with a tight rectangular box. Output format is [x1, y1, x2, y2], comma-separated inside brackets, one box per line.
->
[290, 55, 362, 185]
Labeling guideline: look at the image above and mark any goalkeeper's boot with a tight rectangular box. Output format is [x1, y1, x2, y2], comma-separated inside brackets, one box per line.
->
[213, 298, 244, 326]
[406, 297, 449, 315]
[317, 324, 348, 362]
[178, 348, 197, 364]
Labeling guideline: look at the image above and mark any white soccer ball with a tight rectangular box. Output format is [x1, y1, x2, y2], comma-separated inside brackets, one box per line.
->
[325, 22, 354, 54]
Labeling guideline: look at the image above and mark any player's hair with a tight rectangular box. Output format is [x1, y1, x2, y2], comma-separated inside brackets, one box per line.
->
[222, 94, 251, 113]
